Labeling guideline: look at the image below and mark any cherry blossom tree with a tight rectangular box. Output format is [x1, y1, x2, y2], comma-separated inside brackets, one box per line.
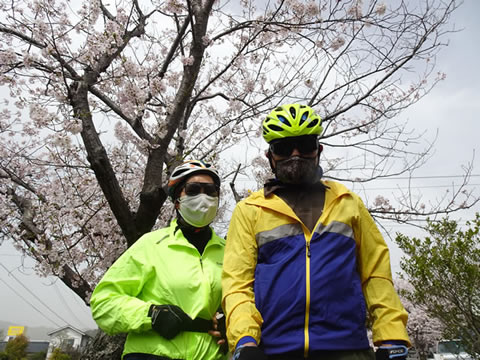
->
[0, 0, 477, 308]
[395, 279, 444, 360]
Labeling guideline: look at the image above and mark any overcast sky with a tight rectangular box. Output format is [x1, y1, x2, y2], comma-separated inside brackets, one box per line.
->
[1, 0, 479, 334]
[375, 0, 480, 271]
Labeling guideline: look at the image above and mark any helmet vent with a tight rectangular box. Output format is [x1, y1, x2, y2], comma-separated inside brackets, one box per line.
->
[289, 107, 296, 119]
[299, 112, 308, 125]
[172, 168, 190, 176]
[306, 119, 319, 128]
[277, 115, 291, 126]
[268, 124, 283, 131]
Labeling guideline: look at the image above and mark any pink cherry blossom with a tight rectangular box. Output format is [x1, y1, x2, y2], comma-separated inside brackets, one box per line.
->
[0, 0, 473, 308]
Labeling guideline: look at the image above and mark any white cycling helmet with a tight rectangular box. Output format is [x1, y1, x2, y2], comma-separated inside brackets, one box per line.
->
[167, 160, 220, 199]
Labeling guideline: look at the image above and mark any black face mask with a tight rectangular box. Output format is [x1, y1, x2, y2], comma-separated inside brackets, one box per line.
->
[274, 156, 319, 184]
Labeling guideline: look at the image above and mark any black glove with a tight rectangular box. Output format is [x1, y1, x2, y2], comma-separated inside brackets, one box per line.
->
[375, 345, 408, 360]
[216, 312, 226, 339]
[150, 304, 192, 339]
[232, 346, 268, 360]
[215, 313, 228, 354]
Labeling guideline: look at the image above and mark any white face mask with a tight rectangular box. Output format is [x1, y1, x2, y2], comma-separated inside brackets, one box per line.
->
[177, 193, 219, 228]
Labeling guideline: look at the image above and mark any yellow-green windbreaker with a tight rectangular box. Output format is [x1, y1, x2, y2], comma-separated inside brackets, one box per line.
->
[222, 180, 410, 356]
[91, 219, 226, 360]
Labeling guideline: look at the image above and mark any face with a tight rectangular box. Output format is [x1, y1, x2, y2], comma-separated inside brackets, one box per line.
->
[176, 174, 217, 208]
[268, 136, 320, 184]
[270, 146, 318, 162]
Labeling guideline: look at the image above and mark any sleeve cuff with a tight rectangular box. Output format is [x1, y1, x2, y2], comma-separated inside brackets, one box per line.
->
[236, 336, 257, 349]
[381, 340, 408, 346]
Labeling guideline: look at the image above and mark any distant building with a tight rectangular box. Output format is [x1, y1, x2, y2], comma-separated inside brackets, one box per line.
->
[46, 325, 92, 358]
[0, 339, 49, 358]
[1, 325, 48, 357]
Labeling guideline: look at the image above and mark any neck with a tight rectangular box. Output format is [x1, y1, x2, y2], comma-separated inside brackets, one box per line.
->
[177, 215, 209, 233]
[176, 215, 212, 255]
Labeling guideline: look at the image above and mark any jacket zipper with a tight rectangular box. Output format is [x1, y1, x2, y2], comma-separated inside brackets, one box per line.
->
[305, 239, 311, 358]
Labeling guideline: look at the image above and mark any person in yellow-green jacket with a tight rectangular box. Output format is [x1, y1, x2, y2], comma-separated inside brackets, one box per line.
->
[91, 160, 227, 360]
[222, 104, 411, 360]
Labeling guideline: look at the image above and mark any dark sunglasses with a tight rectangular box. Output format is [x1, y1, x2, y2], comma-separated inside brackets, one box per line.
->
[184, 182, 219, 197]
[269, 135, 319, 157]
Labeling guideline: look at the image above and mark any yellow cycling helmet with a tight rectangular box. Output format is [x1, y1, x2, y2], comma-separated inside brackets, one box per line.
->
[262, 104, 323, 143]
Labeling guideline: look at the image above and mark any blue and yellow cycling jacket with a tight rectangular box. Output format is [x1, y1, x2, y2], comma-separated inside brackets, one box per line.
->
[222, 180, 410, 356]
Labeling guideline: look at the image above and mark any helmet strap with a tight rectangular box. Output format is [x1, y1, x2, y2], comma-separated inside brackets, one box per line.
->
[265, 150, 277, 174]
[317, 143, 323, 162]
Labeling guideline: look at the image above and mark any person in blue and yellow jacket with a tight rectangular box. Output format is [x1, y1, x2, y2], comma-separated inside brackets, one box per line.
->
[91, 160, 227, 360]
[222, 104, 411, 360]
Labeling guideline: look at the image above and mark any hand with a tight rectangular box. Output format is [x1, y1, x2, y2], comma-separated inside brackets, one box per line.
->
[208, 312, 228, 353]
[375, 344, 408, 360]
[150, 304, 192, 339]
[210, 312, 227, 343]
[232, 345, 268, 360]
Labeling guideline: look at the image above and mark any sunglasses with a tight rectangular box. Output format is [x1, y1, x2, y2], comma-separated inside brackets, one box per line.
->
[269, 135, 319, 157]
[184, 182, 219, 197]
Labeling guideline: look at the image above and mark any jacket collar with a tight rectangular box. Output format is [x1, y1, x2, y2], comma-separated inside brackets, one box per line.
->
[263, 178, 328, 197]
[166, 218, 224, 249]
[245, 179, 350, 217]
